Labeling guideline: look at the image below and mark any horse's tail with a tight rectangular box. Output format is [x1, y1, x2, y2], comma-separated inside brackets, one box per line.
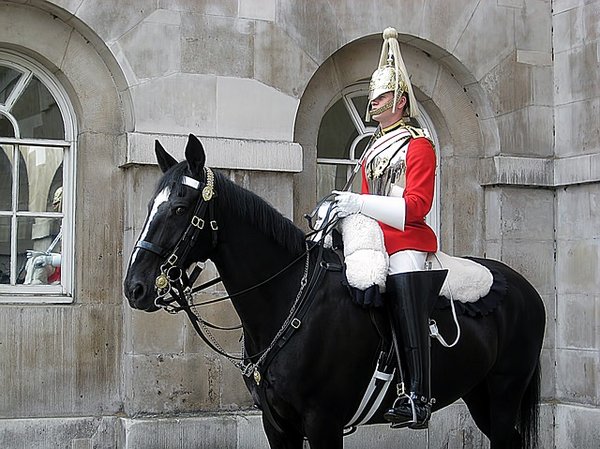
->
[519, 359, 541, 449]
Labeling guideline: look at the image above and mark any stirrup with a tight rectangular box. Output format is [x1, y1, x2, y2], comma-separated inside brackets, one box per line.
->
[408, 394, 433, 430]
[386, 393, 432, 429]
[384, 393, 413, 428]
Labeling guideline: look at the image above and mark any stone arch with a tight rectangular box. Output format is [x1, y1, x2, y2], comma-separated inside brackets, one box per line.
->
[0, 1, 130, 301]
[0, 1, 133, 135]
[294, 33, 499, 256]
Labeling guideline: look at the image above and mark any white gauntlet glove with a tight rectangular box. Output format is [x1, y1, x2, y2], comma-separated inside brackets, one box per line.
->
[332, 191, 363, 217]
[333, 190, 406, 231]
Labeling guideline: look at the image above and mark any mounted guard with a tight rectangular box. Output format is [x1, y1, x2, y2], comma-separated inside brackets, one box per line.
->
[332, 27, 447, 429]
[123, 27, 545, 449]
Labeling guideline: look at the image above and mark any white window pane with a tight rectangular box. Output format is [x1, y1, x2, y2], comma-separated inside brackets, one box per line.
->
[0, 65, 21, 105]
[317, 98, 358, 159]
[317, 164, 337, 199]
[352, 134, 373, 161]
[350, 94, 378, 128]
[316, 163, 361, 199]
[0, 216, 10, 284]
[12, 76, 64, 140]
[0, 145, 13, 211]
[0, 114, 15, 137]
[17, 216, 62, 285]
[18, 146, 63, 213]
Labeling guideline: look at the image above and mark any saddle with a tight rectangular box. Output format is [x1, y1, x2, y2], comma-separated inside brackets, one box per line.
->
[337, 215, 493, 303]
[426, 252, 492, 303]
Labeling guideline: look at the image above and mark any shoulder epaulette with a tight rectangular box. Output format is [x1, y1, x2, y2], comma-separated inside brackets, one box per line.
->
[405, 125, 434, 146]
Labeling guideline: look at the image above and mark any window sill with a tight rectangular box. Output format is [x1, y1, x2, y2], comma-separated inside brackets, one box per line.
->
[0, 286, 73, 304]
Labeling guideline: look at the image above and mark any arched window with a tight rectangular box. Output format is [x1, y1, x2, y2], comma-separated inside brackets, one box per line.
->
[316, 82, 440, 238]
[0, 51, 75, 301]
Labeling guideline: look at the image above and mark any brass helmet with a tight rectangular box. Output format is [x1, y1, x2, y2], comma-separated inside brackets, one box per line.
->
[366, 27, 419, 121]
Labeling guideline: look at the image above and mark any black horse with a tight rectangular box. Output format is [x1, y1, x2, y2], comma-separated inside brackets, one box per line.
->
[124, 135, 546, 449]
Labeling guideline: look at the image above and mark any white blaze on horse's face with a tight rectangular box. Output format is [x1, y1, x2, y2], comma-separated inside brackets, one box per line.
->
[130, 186, 171, 266]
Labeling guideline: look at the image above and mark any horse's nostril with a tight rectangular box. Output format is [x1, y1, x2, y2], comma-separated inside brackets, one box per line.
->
[131, 283, 145, 301]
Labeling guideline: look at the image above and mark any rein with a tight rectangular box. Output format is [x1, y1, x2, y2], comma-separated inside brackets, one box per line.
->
[170, 245, 314, 313]
[134, 165, 343, 435]
[133, 167, 332, 372]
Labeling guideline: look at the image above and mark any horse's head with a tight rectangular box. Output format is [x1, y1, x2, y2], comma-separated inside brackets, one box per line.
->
[124, 134, 217, 311]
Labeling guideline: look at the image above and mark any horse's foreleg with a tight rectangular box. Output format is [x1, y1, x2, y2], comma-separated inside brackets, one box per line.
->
[305, 433, 344, 449]
[262, 417, 304, 449]
[304, 419, 344, 449]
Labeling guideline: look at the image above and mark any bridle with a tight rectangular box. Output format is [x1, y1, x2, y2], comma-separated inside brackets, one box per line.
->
[131, 166, 322, 370]
[132, 165, 342, 434]
[133, 166, 252, 360]
[135, 167, 219, 312]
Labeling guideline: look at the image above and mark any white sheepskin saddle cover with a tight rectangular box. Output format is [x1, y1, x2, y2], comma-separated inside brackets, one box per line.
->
[426, 252, 493, 303]
[338, 215, 493, 303]
[339, 214, 389, 292]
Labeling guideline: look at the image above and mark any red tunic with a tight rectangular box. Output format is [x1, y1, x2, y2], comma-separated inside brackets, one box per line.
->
[48, 266, 61, 284]
[361, 136, 438, 255]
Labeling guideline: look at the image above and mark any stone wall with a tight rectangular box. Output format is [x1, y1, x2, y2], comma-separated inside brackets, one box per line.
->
[0, 0, 598, 447]
[0, 1, 126, 445]
[553, 1, 600, 447]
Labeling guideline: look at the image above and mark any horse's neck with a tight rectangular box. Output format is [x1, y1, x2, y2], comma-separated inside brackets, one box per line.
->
[211, 224, 304, 352]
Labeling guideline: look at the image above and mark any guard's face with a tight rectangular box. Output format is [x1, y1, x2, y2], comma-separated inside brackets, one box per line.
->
[371, 92, 394, 122]
[370, 92, 404, 123]
[370, 91, 394, 110]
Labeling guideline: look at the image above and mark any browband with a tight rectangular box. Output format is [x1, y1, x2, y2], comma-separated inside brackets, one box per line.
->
[182, 176, 200, 190]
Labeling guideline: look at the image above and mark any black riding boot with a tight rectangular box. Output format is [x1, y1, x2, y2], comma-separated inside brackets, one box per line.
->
[383, 269, 448, 429]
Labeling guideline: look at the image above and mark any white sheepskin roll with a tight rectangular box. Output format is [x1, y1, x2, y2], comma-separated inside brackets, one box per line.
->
[339, 214, 389, 292]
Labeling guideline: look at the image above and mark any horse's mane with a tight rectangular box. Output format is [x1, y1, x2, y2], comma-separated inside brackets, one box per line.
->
[214, 171, 306, 255]
[156, 163, 306, 255]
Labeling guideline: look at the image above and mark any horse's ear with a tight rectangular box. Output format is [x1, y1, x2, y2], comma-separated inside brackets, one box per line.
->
[185, 134, 206, 178]
[155, 140, 178, 173]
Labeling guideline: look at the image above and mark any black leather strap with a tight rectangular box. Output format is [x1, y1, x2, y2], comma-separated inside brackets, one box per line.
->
[250, 245, 329, 434]
[135, 240, 168, 257]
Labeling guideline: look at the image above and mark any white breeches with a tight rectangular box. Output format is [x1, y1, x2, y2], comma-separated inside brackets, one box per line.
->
[388, 250, 428, 275]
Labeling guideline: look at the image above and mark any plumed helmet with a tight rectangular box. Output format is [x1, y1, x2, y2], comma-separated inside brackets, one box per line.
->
[366, 27, 419, 121]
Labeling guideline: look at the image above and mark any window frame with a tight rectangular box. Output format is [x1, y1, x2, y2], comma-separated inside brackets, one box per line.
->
[0, 50, 76, 303]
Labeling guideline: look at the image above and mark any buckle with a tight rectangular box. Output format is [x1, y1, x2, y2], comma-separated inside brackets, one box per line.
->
[191, 216, 205, 229]
[167, 254, 178, 265]
[210, 220, 218, 231]
[291, 318, 301, 329]
[396, 382, 406, 397]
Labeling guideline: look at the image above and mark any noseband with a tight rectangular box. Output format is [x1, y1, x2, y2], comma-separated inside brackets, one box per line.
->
[135, 167, 218, 311]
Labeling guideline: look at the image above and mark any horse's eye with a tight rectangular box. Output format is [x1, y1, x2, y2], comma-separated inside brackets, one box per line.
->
[175, 207, 186, 216]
